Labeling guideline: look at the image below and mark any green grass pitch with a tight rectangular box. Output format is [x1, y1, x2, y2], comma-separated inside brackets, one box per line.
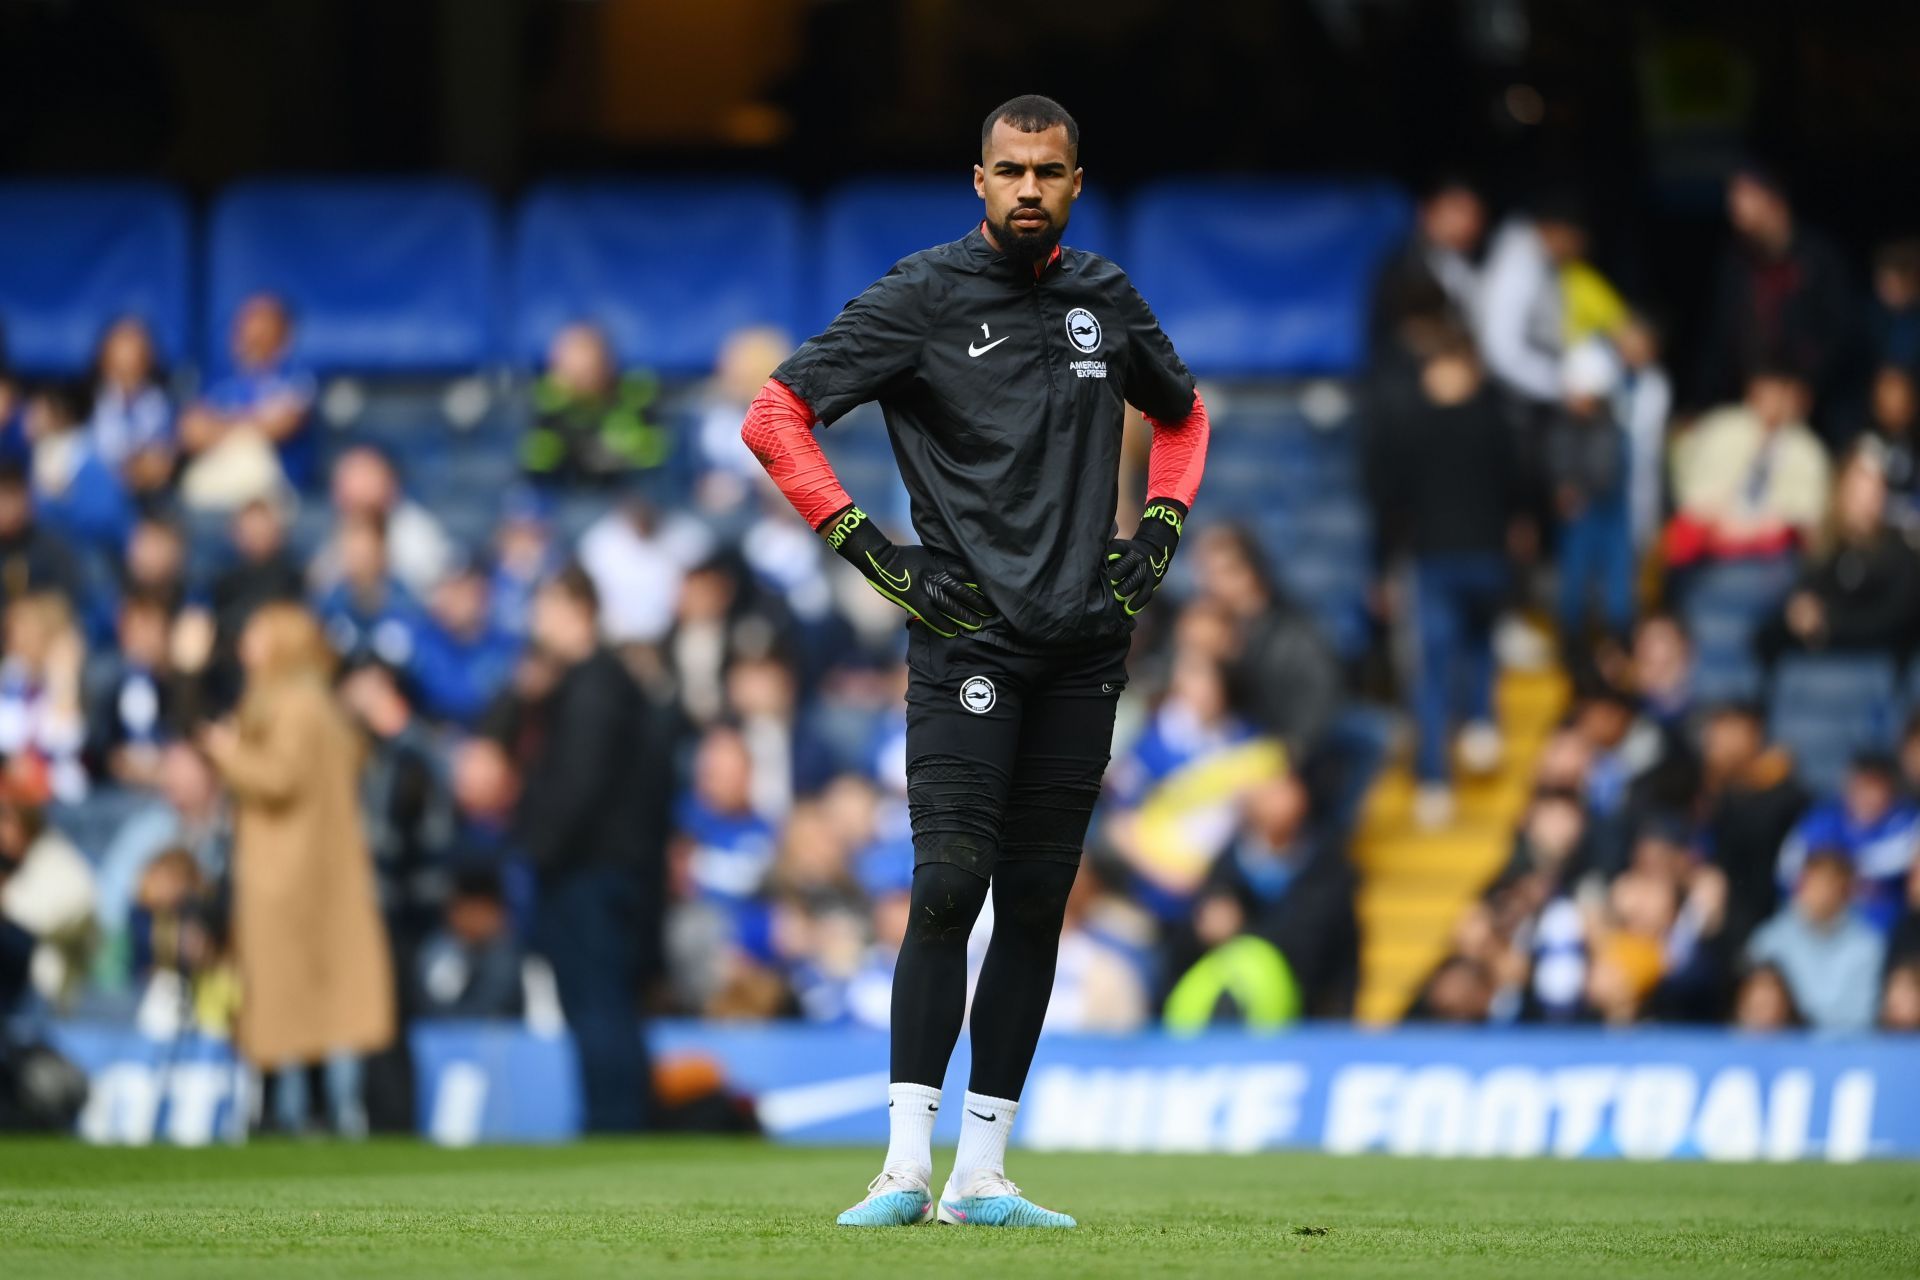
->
[1, 1138, 1915, 1278]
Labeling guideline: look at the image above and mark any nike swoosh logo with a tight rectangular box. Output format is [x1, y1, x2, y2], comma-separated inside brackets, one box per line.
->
[866, 552, 911, 593]
[968, 1109, 997, 1122]
[1149, 547, 1170, 578]
[928, 1103, 940, 1112]
[968, 335, 1009, 357]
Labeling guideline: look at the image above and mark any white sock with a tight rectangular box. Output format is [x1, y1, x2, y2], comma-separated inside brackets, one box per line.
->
[883, 1082, 941, 1182]
[947, 1090, 1019, 1192]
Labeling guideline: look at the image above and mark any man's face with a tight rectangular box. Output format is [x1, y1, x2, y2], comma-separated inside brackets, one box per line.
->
[233, 297, 291, 369]
[1843, 770, 1896, 825]
[1422, 188, 1485, 255]
[974, 120, 1080, 265]
[1797, 859, 1852, 926]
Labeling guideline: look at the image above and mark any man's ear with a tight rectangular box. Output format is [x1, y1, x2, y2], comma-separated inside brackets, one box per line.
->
[973, 164, 987, 200]
[1072, 168, 1083, 200]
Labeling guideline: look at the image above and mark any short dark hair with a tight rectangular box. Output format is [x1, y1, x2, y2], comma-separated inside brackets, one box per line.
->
[981, 94, 1079, 161]
[544, 563, 600, 617]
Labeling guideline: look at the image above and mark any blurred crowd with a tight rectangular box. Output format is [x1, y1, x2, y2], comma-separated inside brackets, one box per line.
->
[1370, 164, 1920, 1035]
[2, 160, 1919, 1134]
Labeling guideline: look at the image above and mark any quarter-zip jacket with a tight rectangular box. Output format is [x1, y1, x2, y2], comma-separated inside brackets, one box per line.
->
[772, 223, 1197, 649]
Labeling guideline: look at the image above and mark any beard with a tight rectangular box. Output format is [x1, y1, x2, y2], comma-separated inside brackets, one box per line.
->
[992, 206, 1066, 266]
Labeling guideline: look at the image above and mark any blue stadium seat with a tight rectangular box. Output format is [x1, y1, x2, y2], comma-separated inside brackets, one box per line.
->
[1680, 559, 1797, 704]
[1768, 654, 1902, 795]
[813, 180, 1117, 333]
[206, 179, 501, 375]
[1123, 180, 1411, 375]
[0, 182, 192, 376]
[512, 182, 804, 376]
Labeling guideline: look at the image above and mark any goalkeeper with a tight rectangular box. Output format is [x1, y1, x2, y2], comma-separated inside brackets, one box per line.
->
[741, 94, 1208, 1229]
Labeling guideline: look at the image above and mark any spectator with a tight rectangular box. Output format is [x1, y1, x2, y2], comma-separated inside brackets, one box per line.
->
[1612, 312, 1675, 554]
[1856, 365, 1919, 514]
[1547, 341, 1634, 660]
[0, 766, 95, 1013]
[411, 562, 520, 727]
[578, 497, 713, 647]
[726, 651, 834, 818]
[1180, 772, 1359, 1018]
[209, 498, 304, 649]
[1776, 752, 1920, 935]
[489, 486, 560, 640]
[0, 593, 89, 804]
[1368, 175, 1487, 367]
[85, 317, 175, 502]
[1407, 955, 1497, 1024]
[121, 516, 191, 617]
[1747, 850, 1884, 1031]
[1732, 963, 1803, 1032]
[694, 327, 794, 517]
[1695, 702, 1808, 954]
[1476, 195, 1588, 409]
[1693, 165, 1861, 420]
[663, 556, 787, 728]
[313, 514, 423, 669]
[1622, 611, 1694, 731]
[511, 567, 659, 1132]
[674, 723, 780, 918]
[522, 323, 666, 486]
[1867, 237, 1920, 372]
[338, 661, 453, 954]
[1371, 336, 1519, 825]
[1188, 526, 1343, 762]
[310, 447, 454, 598]
[1584, 866, 1683, 1025]
[23, 384, 133, 558]
[92, 742, 226, 980]
[1881, 960, 1920, 1032]
[1104, 651, 1283, 918]
[1759, 447, 1920, 662]
[199, 603, 394, 1137]
[1456, 787, 1592, 1022]
[0, 464, 82, 613]
[83, 591, 185, 789]
[1667, 366, 1830, 569]
[412, 869, 525, 1020]
[178, 294, 311, 506]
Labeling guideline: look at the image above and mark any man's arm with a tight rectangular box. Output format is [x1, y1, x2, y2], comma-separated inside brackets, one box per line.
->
[1109, 279, 1209, 614]
[741, 266, 990, 635]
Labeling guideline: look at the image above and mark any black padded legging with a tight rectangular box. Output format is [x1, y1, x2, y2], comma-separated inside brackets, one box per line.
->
[890, 858, 1078, 1100]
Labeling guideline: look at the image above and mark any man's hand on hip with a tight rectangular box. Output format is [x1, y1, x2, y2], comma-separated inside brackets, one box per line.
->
[821, 505, 994, 637]
[1106, 498, 1187, 617]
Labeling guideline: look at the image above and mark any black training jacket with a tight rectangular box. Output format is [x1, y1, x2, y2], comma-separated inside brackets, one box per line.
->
[773, 223, 1196, 651]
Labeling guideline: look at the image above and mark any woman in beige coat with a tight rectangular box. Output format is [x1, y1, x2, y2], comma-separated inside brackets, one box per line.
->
[201, 603, 393, 1136]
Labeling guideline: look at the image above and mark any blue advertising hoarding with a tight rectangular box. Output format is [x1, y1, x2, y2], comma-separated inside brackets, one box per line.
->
[45, 1020, 1920, 1162]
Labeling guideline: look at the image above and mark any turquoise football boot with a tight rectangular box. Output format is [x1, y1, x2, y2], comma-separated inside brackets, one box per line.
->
[936, 1173, 1077, 1228]
[836, 1168, 934, 1227]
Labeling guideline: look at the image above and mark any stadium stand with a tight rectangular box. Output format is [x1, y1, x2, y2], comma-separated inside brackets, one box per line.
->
[205, 179, 502, 375]
[511, 181, 805, 374]
[1123, 179, 1411, 375]
[0, 182, 193, 376]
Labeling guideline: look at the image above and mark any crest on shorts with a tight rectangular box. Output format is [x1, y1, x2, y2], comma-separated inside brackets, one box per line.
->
[959, 675, 996, 714]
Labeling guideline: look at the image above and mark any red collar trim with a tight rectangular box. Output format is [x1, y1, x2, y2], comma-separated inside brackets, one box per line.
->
[979, 221, 1062, 277]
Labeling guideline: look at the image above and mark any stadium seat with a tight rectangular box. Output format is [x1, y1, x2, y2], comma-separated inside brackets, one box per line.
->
[1680, 559, 1797, 704]
[512, 182, 804, 376]
[1768, 654, 1902, 795]
[0, 182, 192, 376]
[205, 179, 501, 375]
[1123, 180, 1411, 375]
[813, 179, 1117, 332]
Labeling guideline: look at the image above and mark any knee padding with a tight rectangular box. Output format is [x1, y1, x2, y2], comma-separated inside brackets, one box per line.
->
[997, 753, 1106, 863]
[908, 753, 1008, 874]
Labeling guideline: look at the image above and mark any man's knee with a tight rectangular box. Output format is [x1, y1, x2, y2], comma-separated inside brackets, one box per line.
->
[991, 860, 1077, 934]
[906, 861, 989, 945]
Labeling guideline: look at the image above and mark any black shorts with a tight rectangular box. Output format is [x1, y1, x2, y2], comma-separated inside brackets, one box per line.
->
[903, 624, 1129, 878]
